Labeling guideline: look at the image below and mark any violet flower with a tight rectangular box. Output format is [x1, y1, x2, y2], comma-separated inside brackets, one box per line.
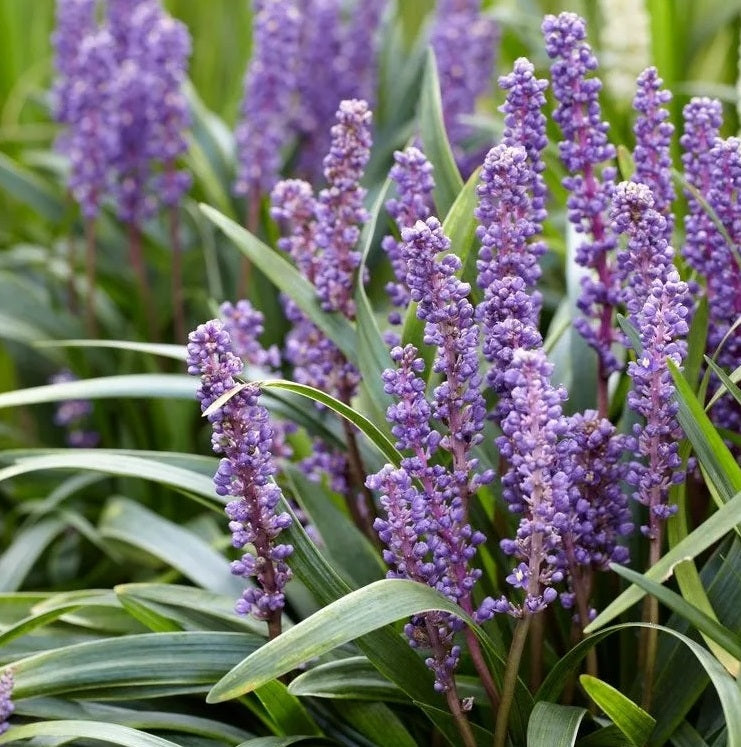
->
[382, 147, 435, 329]
[543, 12, 620, 387]
[680, 98, 723, 278]
[0, 670, 13, 735]
[187, 320, 293, 622]
[220, 299, 280, 369]
[631, 67, 675, 240]
[234, 0, 302, 200]
[610, 186, 690, 537]
[50, 370, 99, 448]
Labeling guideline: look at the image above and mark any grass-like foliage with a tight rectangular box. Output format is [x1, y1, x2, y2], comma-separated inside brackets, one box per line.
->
[0, 1, 739, 746]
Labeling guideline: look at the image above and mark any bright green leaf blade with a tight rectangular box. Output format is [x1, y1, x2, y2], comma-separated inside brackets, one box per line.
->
[99, 497, 243, 596]
[668, 359, 741, 502]
[704, 356, 741, 409]
[260, 379, 402, 465]
[35, 339, 187, 361]
[0, 152, 65, 222]
[609, 564, 741, 665]
[337, 701, 417, 747]
[209, 579, 502, 702]
[579, 674, 655, 746]
[586, 489, 741, 632]
[418, 47, 463, 215]
[0, 452, 219, 505]
[0, 518, 66, 592]
[526, 702, 587, 747]
[6, 632, 262, 699]
[0, 720, 184, 747]
[255, 680, 322, 737]
[536, 623, 741, 747]
[199, 203, 358, 364]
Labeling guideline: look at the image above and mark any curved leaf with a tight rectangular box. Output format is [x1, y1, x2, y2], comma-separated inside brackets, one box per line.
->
[418, 47, 463, 215]
[199, 203, 358, 363]
[526, 702, 587, 747]
[586, 489, 741, 632]
[579, 675, 655, 746]
[536, 623, 741, 747]
[0, 720, 183, 747]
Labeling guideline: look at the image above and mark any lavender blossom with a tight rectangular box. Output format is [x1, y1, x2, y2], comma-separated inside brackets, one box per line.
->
[498, 58, 549, 221]
[610, 188, 690, 536]
[543, 12, 620, 381]
[271, 179, 318, 281]
[0, 670, 13, 735]
[496, 349, 569, 615]
[54, 26, 119, 219]
[475, 145, 545, 408]
[705, 137, 741, 433]
[314, 99, 372, 317]
[234, 0, 302, 199]
[382, 147, 435, 326]
[430, 0, 498, 162]
[367, 344, 489, 691]
[680, 98, 724, 276]
[631, 67, 675, 240]
[220, 300, 280, 369]
[50, 370, 99, 448]
[559, 411, 632, 620]
[612, 181, 676, 316]
[187, 320, 293, 621]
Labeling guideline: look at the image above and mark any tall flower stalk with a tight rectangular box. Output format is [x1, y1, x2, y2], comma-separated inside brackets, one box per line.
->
[187, 320, 293, 639]
[543, 12, 619, 417]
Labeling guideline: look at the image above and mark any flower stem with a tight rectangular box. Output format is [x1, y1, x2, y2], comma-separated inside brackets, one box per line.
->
[493, 615, 531, 747]
[170, 205, 185, 344]
[84, 219, 97, 337]
[128, 222, 158, 341]
[641, 519, 662, 710]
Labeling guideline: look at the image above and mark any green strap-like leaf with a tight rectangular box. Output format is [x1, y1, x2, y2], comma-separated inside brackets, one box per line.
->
[418, 47, 463, 215]
[526, 702, 587, 747]
[0, 720, 184, 746]
[255, 680, 323, 737]
[208, 579, 508, 702]
[704, 356, 741, 409]
[536, 623, 741, 747]
[585, 489, 741, 631]
[609, 564, 741, 667]
[668, 359, 741, 502]
[199, 203, 358, 363]
[579, 675, 655, 746]
[0, 152, 65, 222]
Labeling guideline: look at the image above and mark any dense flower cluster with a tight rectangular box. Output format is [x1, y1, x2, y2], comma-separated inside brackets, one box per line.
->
[234, 0, 301, 200]
[52, 0, 191, 222]
[543, 12, 620, 385]
[430, 0, 498, 165]
[367, 211, 494, 689]
[610, 183, 689, 536]
[632, 67, 675, 239]
[50, 370, 99, 448]
[219, 300, 280, 369]
[0, 670, 13, 735]
[382, 147, 435, 330]
[187, 320, 293, 621]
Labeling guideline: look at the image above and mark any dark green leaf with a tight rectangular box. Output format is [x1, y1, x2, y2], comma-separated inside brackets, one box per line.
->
[526, 702, 587, 747]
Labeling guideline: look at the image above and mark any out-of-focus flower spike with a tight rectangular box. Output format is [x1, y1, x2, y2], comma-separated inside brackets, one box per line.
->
[0, 669, 14, 735]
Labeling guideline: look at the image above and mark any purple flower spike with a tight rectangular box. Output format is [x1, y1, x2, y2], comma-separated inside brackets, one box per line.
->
[314, 99, 372, 317]
[431, 0, 499, 162]
[498, 57, 549, 215]
[705, 137, 741, 433]
[50, 370, 99, 449]
[187, 320, 293, 622]
[475, 144, 545, 413]
[382, 147, 436, 323]
[0, 670, 13, 735]
[498, 348, 569, 614]
[543, 12, 620, 382]
[611, 181, 676, 316]
[219, 299, 281, 369]
[234, 0, 302, 199]
[631, 67, 675, 240]
[610, 186, 690, 537]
